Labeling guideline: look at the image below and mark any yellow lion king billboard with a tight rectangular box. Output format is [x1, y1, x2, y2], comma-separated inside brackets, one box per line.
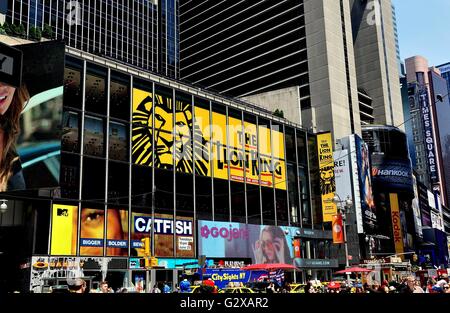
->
[132, 88, 286, 190]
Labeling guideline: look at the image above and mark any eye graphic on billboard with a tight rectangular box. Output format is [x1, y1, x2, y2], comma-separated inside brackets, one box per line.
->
[50, 204, 78, 255]
[131, 212, 195, 258]
[79, 208, 105, 256]
[0, 41, 64, 192]
[198, 220, 297, 264]
[317, 132, 336, 222]
[132, 87, 286, 190]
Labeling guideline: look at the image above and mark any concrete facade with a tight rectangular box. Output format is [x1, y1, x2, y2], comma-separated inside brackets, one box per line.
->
[241, 86, 303, 128]
[351, 0, 404, 129]
[298, 0, 361, 141]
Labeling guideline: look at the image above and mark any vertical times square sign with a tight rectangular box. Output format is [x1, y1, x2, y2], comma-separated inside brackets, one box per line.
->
[419, 89, 438, 182]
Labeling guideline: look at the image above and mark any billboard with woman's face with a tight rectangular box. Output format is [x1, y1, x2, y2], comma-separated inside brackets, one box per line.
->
[0, 41, 64, 191]
[198, 220, 298, 264]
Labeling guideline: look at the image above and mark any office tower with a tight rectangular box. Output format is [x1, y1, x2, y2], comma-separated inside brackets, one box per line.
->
[4, 0, 180, 78]
[404, 56, 450, 207]
[437, 63, 450, 97]
[350, 0, 404, 128]
[180, 0, 404, 142]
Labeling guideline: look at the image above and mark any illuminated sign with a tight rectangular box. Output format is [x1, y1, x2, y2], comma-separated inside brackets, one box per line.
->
[419, 89, 438, 182]
[389, 194, 404, 259]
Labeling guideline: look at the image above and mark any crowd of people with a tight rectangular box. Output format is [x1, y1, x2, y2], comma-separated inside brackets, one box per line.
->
[303, 275, 450, 294]
[57, 273, 450, 294]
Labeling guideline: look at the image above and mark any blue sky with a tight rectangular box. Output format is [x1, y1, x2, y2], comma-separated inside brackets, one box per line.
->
[394, 0, 450, 66]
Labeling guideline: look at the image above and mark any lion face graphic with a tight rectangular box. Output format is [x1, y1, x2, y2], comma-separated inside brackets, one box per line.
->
[132, 89, 209, 175]
[319, 165, 336, 195]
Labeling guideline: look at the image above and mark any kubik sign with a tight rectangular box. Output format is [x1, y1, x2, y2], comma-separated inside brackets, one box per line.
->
[419, 89, 438, 182]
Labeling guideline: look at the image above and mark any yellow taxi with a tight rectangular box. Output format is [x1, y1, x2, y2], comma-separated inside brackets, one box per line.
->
[289, 284, 306, 293]
[189, 285, 201, 293]
[219, 287, 255, 293]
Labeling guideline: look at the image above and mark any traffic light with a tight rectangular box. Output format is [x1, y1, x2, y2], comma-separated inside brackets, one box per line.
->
[150, 257, 158, 267]
[141, 237, 150, 256]
[145, 257, 150, 268]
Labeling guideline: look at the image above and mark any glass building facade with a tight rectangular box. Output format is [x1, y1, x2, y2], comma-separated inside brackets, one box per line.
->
[52, 52, 326, 259]
[6, 0, 179, 78]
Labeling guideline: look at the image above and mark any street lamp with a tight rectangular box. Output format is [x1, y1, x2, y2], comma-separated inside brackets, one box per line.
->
[332, 194, 353, 286]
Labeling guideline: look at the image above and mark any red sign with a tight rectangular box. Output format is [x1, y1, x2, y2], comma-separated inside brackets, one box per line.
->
[293, 239, 301, 258]
[332, 214, 344, 244]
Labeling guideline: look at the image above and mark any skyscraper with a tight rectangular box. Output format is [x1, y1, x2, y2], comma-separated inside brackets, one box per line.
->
[404, 56, 450, 207]
[350, 0, 404, 128]
[437, 62, 450, 97]
[5, 0, 180, 78]
[180, 0, 404, 141]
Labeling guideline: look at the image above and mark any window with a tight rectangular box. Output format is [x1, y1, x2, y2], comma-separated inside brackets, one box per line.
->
[62, 110, 80, 153]
[84, 115, 105, 157]
[261, 186, 275, 225]
[82, 157, 106, 202]
[131, 164, 153, 208]
[108, 161, 129, 206]
[60, 152, 80, 200]
[64, 58, 83, 109]
[288, 164, 300, 226]
[85, 64, 107, 114]
[109, 121, 129, 161]
[110, 71, 131, 121]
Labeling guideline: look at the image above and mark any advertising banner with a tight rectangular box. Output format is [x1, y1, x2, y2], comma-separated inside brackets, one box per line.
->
[50, 204, 78, 255]
[30, 256, 114, 293]
[419, 88, 438, 182]
[202, 269, 268, 289]
[355, 135, 377, 232]
[131, 213, 195, 258]
[132, 87, 286, 189]
[371, 155, 413, 195]
[293, 239, 301, 258]
[344, 135, 377, 233]
[79, 208, 105, 256]
[106, 209, 129, 256]
[316, 132, 336, 222]
[345, 136, 364, 234]
[389, 193, 405, 259]
[431, 210, 444, 231]
[0, 41, 64, 191]
[411, 175, 423, 238]
[334, 149, 353, 204]
[418, 181, 432, 227]
[332, 214, 344, 244]
[198, 220, 298, 264]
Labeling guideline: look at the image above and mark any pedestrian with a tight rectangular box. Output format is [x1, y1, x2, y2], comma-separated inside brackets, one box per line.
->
[179, 278, 191, 293]
[68, 278, 86, 294]
[399, 276, 416, 294]
[163, 282, 171, 293]
[443, 284, 450, 293]
[305, 282, 316, 294]
[266, 282, 276, 293]
[99, 281, 114, 293]
[152, 284, 161, 293]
